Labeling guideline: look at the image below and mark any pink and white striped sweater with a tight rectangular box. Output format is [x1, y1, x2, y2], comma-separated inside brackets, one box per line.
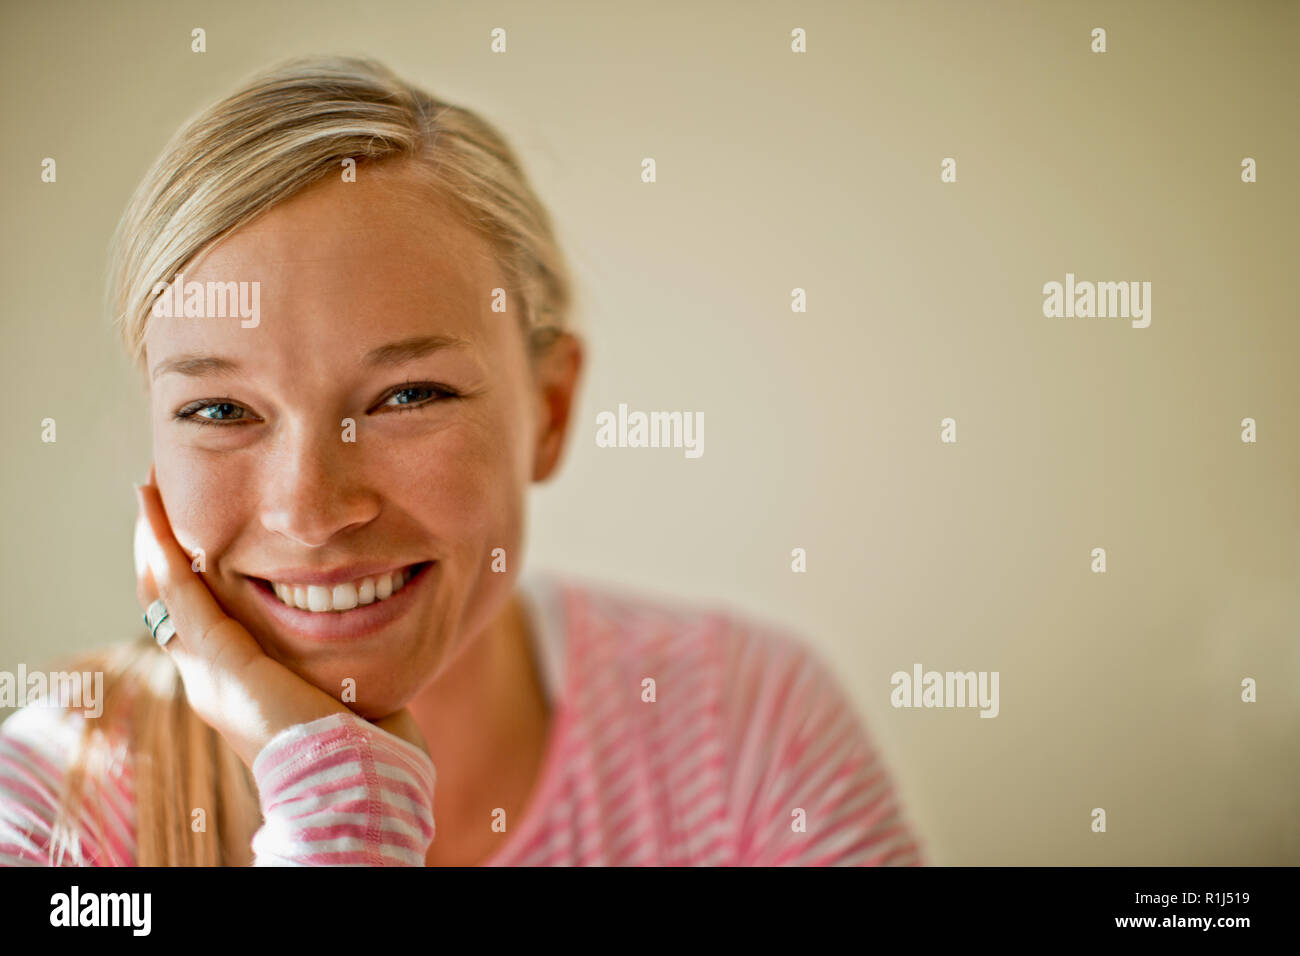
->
[0, 571, 925, 866]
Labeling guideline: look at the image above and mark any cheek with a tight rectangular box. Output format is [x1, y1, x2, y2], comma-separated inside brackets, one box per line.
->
[389, 413, 525, 541]
[153, 443, 254, 571]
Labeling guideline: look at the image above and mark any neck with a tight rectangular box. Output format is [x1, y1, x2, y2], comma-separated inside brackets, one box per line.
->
[405, 587, 549, 824]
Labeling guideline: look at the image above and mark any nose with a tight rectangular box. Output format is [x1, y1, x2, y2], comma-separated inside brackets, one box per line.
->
[259, 425, 379, 548]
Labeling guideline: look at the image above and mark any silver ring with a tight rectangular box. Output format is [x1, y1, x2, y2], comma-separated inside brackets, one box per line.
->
[143, 598, 177, 647]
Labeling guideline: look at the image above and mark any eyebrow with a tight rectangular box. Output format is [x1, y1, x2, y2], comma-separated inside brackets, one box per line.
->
[362, 334, 474, 366]
[151, 355, 240, 381]
[151, 334, 473, 382]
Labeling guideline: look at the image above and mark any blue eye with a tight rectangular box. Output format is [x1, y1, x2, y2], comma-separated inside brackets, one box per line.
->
[173, 398, 252, 426]
[376, 383, 461, 414]
[198, 402, 243, 421]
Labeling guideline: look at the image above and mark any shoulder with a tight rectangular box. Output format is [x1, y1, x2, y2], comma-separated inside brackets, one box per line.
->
[536, 574, 924, 864]
[0, 703, 135, 866]
[541, 570, 796, 669]
[0, 703, 93, 775]
[540, 570, 838, 723]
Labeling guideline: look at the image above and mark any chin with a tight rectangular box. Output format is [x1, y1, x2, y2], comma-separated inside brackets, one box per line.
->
[273, 652, 435, 722]
[342, 696, 406, 722]
[326, 671, 423, 721]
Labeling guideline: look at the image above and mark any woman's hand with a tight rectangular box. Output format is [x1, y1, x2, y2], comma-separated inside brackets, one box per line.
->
[133, 464, 429, 769]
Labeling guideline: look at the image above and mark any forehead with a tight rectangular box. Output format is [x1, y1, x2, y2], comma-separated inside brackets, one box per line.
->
[144, 164, 506, 374]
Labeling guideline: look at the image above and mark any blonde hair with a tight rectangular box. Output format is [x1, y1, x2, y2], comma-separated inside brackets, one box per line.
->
[55, 54, 574, 865]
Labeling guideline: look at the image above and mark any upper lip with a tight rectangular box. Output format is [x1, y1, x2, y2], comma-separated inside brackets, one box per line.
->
[246, 560, 427, 587]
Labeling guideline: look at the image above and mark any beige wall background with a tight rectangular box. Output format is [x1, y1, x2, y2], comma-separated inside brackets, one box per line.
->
[2, 0, 1296, 864]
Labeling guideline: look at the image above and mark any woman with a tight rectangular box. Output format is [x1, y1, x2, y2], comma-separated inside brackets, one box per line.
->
[0, 55, 924, 866]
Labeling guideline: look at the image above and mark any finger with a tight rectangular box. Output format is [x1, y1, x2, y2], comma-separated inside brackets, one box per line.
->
[133, 507, 160, 608]
[134, 482, 254, 669]
[135, 460, 161, 607]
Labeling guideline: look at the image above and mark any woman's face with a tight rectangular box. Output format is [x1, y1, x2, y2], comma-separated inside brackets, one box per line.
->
[143, 160, 564, 719]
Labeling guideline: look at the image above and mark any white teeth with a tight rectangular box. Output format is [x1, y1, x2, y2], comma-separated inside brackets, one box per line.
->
[332, 582, 358, 610]
[307, 586, 330, 612]
[268, 567, 415, 613]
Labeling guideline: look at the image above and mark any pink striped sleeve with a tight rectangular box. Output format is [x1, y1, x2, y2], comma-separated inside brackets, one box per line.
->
[0, 706, 135, 866]
[725, 629, 926, 866]
[249, 712, 436, 866]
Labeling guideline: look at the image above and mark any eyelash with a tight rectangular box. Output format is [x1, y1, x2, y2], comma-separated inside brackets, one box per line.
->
[172, 383, 462, 427]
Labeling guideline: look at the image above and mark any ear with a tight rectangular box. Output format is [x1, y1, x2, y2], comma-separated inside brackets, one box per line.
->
[530, 332, 584, 482]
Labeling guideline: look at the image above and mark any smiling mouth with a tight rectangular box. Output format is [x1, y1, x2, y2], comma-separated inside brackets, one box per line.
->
[250, 561, 433, 613]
